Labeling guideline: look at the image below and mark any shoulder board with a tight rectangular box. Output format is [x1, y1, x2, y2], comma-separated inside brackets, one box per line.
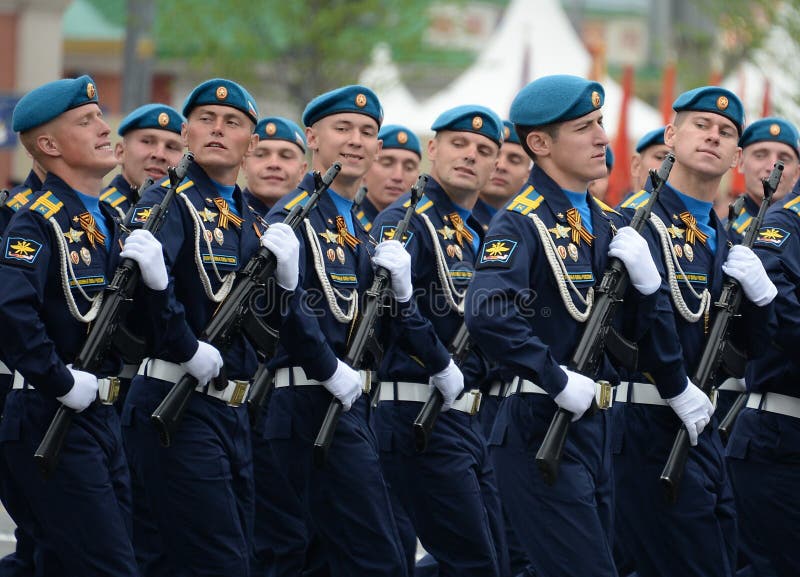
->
[28, 191, 63, 219]
[285, 190, 310, 211]
[403, 194, 433, 214]
[782, 194, 800, 218]
[619, 189, 650, 210]
[354, 209, 372, 232]
[7, 188, 33, 212]
[99, 186, 127, 208]
[506, 185, 543, 215]
[730, 207, 753, 234]
[158, 177, 170, 187]
[176, 180, 195, 194]
[592, 197, 620, 215]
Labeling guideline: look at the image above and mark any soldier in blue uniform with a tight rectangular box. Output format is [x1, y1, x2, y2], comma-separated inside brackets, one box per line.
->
[101, 103, 185, 220]
[359, 124, 422, 231]
[472, 120, 530, 233]
[614, 86, 777, 577]
[728, 177, 800, 576]
[263, 85, 441, 577]
[464, 75, 682, 577]
[372, 104, 510, 577]
[242, 116, 307, 216]
[121, 78, 269, 576]
[0, 75, 170, 576]
[631, 127, 669, 193]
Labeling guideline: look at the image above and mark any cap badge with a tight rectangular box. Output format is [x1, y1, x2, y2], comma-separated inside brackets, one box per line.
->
[504, 126, 511, 139]
[355, 93, 367, 108]
[472, 116, 483, 130]
[266, 122, 277, 136]
[716, 95, 729, 110]
[86, 83, 96, 99]
[397, 130, 408, 144]
[216, 86, 228, 100]
[157, 112, 169, 127]
[591, 91, 601, 108]
[769, 123, 781, 136]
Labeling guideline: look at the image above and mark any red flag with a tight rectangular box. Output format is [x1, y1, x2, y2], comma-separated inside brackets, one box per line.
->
[761, 80, 771, 117]
[660, 61, 676, 125]
[708, 68, 723, 86]
[607, 65, 633, 207]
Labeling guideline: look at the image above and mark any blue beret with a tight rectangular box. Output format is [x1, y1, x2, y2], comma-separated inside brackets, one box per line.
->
[501, 120, 521, 145]
[636, 127, 666, 153]
[118, 103, 184, 136]
[739, 117, 799, 158]
[182, 78, 259, 126]
[605, 145, 614, 169]
[672, 86, 744, 135]
[510, 75, 604, 127]
[255, 116, 307, 152]
[431, 104, 504, 147]
[13, 75, 99, 133]
[302, 85, 383, 128]
[378, 124, 421, 157]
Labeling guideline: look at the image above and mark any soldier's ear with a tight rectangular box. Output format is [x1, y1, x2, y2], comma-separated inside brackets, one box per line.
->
[36, 134, 60, 158]
[181, 122, 189, 149]
[305, 126, 318, 152]
[526, 131, 550, 158]
[730, 147, 742, 170]
[664, 124, 677, 148]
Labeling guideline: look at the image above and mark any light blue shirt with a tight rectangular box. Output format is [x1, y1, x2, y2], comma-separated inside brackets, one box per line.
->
[329, 188, 355, 234]
[562, 189, 593, 235]
[674, 189, 717, 254]
[211, 180, 240, 216]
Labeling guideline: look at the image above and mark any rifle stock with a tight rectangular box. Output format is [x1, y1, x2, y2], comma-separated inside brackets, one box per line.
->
[536, 152, 676, 486]
[151, 163, 341, 447]
[312, 175, 427, 468]
[33, 152, 194, 476]
[660, 160, 783, 503]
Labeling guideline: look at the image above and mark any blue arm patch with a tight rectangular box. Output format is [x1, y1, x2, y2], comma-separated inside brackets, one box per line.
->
[4, 236, 43, 265]
[754, 226, 790, 249]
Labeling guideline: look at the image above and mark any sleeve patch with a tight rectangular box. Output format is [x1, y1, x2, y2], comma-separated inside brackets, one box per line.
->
[754, 226, 790, 248]
[131, 206, 153, 225]
[4, 236, 43, 265]
[379, 225, 414, 246]
[477, 238, 519, 268]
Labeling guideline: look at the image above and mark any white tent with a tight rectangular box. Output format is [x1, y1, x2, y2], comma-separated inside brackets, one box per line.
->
[360, 0, 663, 139]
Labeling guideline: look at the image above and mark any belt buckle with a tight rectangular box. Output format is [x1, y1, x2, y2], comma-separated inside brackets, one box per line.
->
[101, 377, 120, 405]
[227, 380, 249, 407]
[362, 371, 372, 395]
[468, 389, 482, 415]
[708, 388, 718, 410]
[596, 380, 613, 410]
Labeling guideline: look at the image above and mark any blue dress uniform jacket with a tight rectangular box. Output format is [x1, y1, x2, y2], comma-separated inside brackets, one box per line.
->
[613, 182, 773, 577]
[121, 161, 258, 577]
[0, 170, 42, 234]
[472, 197, 498, 232]
[263, 171, 437, 577]
[242, 188, 271, 218]
[100, 173, 136, 221]
[464, 164, 667, 577]
[727, 194, 760, 245]
[727, 187, 800, 576]
[0, 174, 138, 577]
[372, 177, 511, 577]
[354, 195, 379, 232]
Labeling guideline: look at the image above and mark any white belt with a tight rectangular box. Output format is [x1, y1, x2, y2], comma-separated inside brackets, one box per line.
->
[0, 361, 10, 376]
[746, 392, 800, 419]
[378, 381, 482, 415]
[138, 358, 250, 407]
[506, 376, 614, 409]
[274, 366, 372, 394]
[614, 382, 668, 406]
[12, 371, 121, 405]
[717, 377, 746, 393]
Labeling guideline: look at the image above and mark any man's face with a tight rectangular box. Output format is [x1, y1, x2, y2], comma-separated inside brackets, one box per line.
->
[116, 128, 184, 187]
[242, 139, 307, 206]
[362, 148, 420, 210]
[183, 105, 256, 175]
[631, 143, 671, 191]
[49, 104, 116, 177]
[480, 141, 530, 205]
[739, 140, 800, 204]
[306, 113, 381, 182]
[533, 108, 609, 192]
[665, 112, 740, 179]
[428, 131, 499, 197]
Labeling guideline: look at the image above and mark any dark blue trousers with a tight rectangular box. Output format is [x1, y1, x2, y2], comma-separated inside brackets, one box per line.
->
[490, 393, 617, 577]
[613, 402, 737, 577]
[264, 386, 407, 577]
[727, 407, 800, 577]
[122, 376, 254, 577]
[0, 390, 137, 577]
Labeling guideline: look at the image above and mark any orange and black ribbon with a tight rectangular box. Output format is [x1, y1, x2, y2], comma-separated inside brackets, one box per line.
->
[212, 197, 244, 229]
[335, 215, 360, 249]
[566, 208, 594, 246]
[448, 212, 474, 248]
[679, 212, 708, 245]
[76, 212, 106, 249]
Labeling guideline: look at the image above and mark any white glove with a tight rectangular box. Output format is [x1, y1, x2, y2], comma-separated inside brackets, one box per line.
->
[120, 229, 168, 291]
[554, 365, 596, 421]
[429, 359, 464, 412]
[261, 223, 300, 291]
[180, 341, 223, 387]
[608, 226, 661, 296]
[58, 365, 99, 412]
[666, 378, 714, 446]
[321, 359, 363, 411]
[721, 245, 777, 307]
[372, 240, 413, 302]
